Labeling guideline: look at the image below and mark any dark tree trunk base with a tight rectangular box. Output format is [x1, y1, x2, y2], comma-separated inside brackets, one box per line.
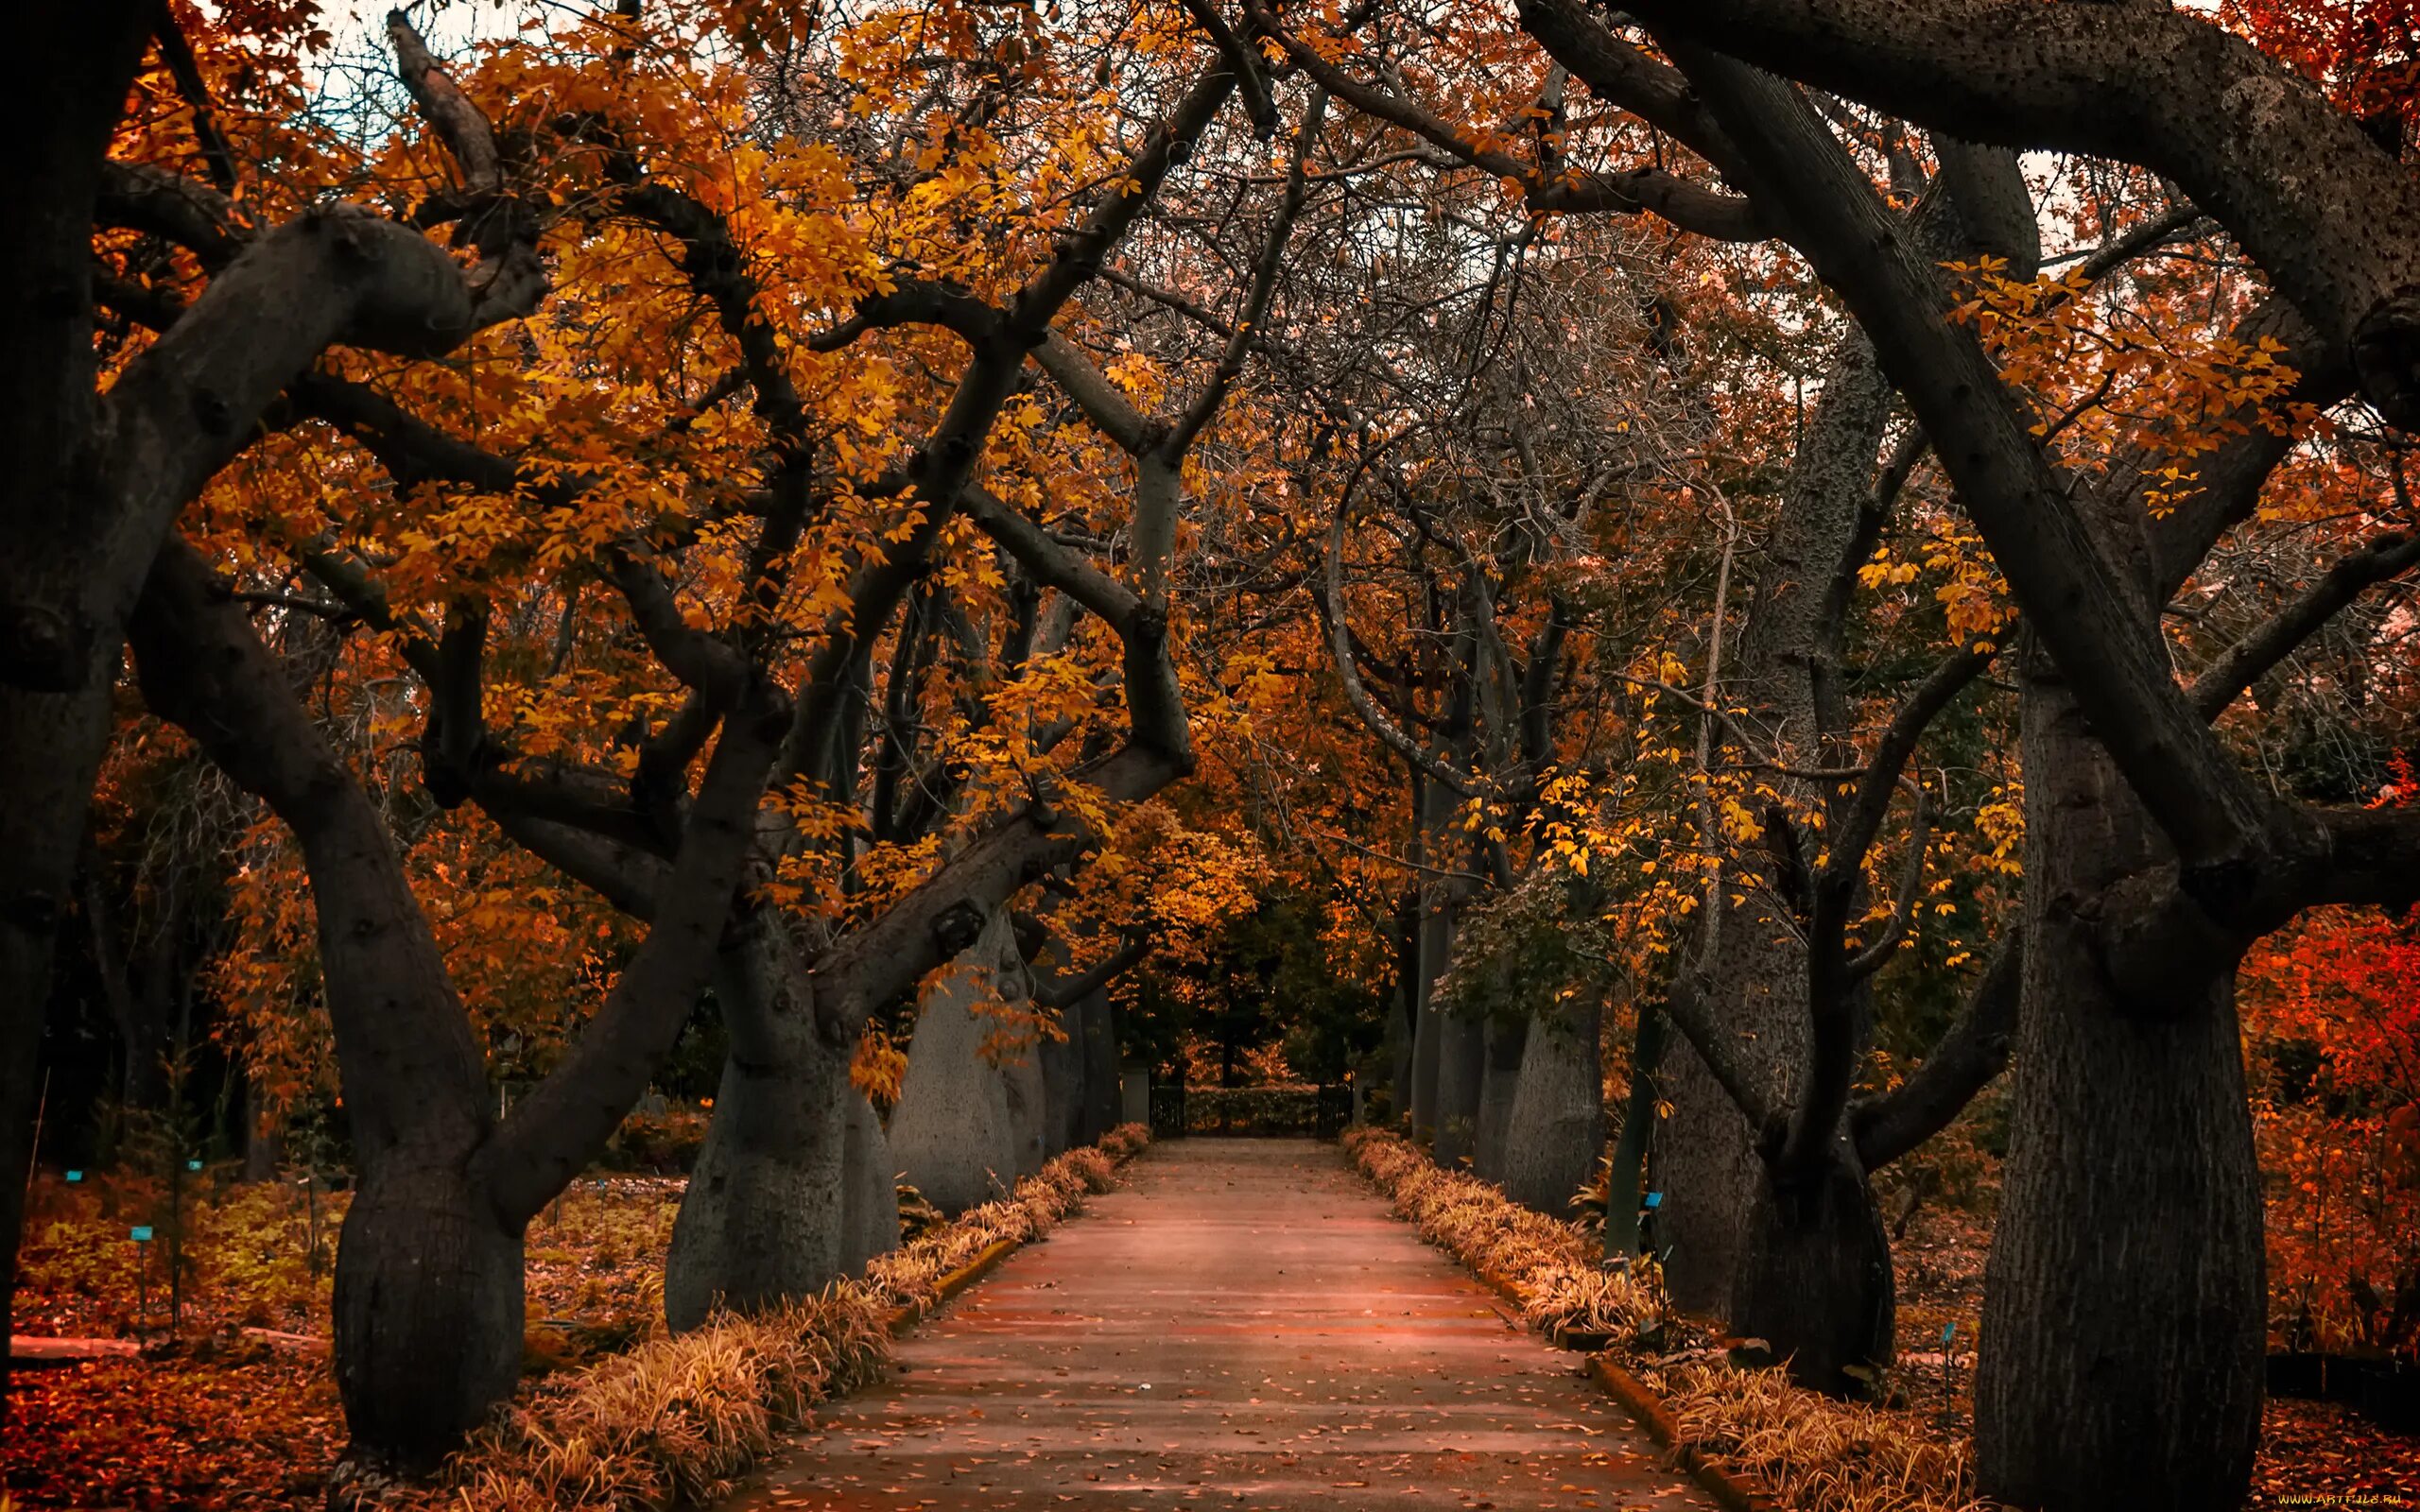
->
[332, 1165, 525, 1466]
[1727, 1149, 1894, 1394]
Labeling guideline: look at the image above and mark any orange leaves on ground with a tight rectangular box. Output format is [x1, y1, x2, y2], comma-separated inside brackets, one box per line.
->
[4, 1353, 342, 1512]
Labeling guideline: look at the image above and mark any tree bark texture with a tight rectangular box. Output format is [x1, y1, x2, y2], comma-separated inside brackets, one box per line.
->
[1470, 1010, 1530, 1183]
[1039, 1005, 1086, 1158]
[1497, 998, 1602, 1217]
[1078, 991, 1122, 1143]
[842, 1091, 900, 1275]
[889, 908, 1028, 1214]
[1429, 1008, 1488, 1169]
[0, 2, 186, 1426]
[665, 913, 856, 1332]
[1653, 334, 1891, 1321]
[1603, 1000, 1665, 1260]
[1974, 661, 2263, 1511]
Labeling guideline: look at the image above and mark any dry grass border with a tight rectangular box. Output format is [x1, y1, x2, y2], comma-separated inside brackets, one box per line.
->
[389, 1125, 1153, 1511]
[1343, 1127, 1991, 1512]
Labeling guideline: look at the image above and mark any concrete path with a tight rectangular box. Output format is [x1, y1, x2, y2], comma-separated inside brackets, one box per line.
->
[734, 1139, 1712, 1512]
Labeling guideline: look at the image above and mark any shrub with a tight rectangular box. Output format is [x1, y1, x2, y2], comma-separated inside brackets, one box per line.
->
[1183, 1085, 1321, 1135]
[600, 1103, 711, 1175]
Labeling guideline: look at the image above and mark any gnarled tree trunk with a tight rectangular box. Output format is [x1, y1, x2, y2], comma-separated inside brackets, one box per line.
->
[1975, 662, 2262, 1511]
[332, 1159, 524, 1458]
[1727, 1142, 1894, 1387]
[889, 908, 1027, 1213]
[665, 909, 856, 1332]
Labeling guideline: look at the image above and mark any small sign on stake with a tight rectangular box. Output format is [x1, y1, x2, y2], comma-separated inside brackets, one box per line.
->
[64, 1170, 83, 1183]
[1938, 1321, 1960, 1428]
[130, 1227, 153, 1328]
[186, 1159, 203, 1173]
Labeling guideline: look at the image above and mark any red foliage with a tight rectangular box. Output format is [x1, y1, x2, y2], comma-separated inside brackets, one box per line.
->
[2240, 762, 2420, 1359]
[2227, 0, 2420, 129]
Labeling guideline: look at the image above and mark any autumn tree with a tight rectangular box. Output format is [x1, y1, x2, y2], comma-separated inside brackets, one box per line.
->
[1580, 10, 2420, 1502]
[0, 0, 558, 1429]
[1260, 0, 2039, 1390]
[40, 0, 1290, 1467]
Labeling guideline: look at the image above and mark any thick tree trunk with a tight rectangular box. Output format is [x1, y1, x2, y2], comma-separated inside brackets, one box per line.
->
[1728, 1143, 1894, 1390]
[1039, 1006, 1082, 1158]
[1429, 1007, 1488, 1169]
[1975, 664, 2262, 1511]
[1002, 1038, 1051, 1177]
[331, 1159, 524, 1465]
[1656, 331, 1892, 1333]
[841, 1091, 899, 1274]
[1653, 900, 1797, 1311]
[1408, 872, 1459, 1143]
[665, 914, 855, 1332]
[1602, 1004, 1662, 1260]
[1078, 990, 1121, 1143]
[0, 679, 112, 1424]
[1498, 998, 1602, 1217]
[0, 6, 153, 1427]
[1470, 1011, 1530, 1182]
[889, 909, 1026, 1213]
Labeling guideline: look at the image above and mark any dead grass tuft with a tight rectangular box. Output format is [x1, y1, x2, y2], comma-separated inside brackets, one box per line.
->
[1343, 1126, 1649, 1337]
[1659, 1359, 1989, 1512]
[439, 1283, 891, 1510]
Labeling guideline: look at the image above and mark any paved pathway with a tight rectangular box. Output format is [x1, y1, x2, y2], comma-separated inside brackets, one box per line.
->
[734, 1139, 1711, 1512]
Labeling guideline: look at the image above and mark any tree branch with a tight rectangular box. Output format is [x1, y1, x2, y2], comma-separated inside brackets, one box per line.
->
[1851, 930, 2022, 1171]
[1614, 0, 2420, 426]
[2188, 530, 2420, 720]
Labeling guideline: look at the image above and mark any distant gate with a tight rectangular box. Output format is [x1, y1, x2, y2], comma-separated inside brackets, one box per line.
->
[1149, 1083, 1188, 1140]
[1314, 1082, 1353, 1139]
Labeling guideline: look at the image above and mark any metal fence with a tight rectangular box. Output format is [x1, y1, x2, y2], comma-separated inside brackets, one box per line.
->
[1144, 1082, 1357, 1139]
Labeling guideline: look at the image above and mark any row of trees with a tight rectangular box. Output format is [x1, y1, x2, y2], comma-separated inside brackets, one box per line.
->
[7, 2, 2415, 1510]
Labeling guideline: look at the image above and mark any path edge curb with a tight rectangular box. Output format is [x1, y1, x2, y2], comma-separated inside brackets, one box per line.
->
[1341, 1138, 1781, 1512]
[1466, 1260, 1775, 1512]
[884, 1139, 1150, 1338]
[1585, 1355, 1783, 1512]
[886, 1238, 1019, 1335]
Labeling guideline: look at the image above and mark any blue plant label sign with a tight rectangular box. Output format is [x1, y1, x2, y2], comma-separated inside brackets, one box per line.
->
[1942, 1322, 1958, 1346]
[64, 1170, 83, 1183]
[186, 1160, 203, 1172]
[1642, 1192, 1664, 1211]
[130, 1226, 154, 1244]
